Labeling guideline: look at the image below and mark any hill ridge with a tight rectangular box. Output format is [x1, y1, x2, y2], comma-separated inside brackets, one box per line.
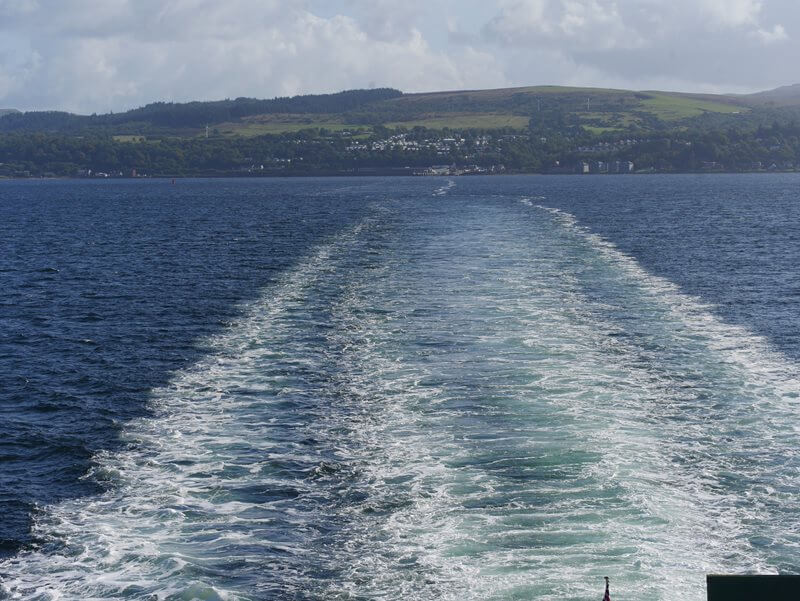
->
[1, 83, 799, 140]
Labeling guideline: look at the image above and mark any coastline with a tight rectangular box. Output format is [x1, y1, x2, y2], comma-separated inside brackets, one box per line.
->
[2, 168, 800, 181]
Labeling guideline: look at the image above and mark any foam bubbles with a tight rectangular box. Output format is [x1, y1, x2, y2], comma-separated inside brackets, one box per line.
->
[0, 217, 378, 600]
[4, 195, 799, 601]
[433, 180, 457, 197]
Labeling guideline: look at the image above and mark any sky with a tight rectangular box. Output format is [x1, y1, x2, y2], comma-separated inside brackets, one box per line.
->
[0, 0, 798, 114]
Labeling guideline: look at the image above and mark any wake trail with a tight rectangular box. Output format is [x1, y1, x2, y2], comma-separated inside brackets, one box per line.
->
[0, 216, 379, 601]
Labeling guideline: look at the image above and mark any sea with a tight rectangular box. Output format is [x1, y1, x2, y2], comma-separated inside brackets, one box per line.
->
[0, 174, 798, 600]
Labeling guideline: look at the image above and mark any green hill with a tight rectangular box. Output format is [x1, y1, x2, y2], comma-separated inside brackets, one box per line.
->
[204, 85, 755, 137]
[0, 109, 20, 118]
[2, 83, 800, 179]
[0, 84, 769, 137]
[364, 86, 747, 135]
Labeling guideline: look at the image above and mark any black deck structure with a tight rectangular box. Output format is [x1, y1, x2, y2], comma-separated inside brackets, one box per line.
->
[707, 575, 800, 600]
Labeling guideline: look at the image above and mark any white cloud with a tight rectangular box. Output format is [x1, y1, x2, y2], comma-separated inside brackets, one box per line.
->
[485, 0, 784, 44]
[485, 0, 644, 50]
[0, 0, 508, 112]
[751, 24, 788, 44]
[481, 0, 792, 92]
[0, 0, 797, 112]
[696, 0, 763, 28]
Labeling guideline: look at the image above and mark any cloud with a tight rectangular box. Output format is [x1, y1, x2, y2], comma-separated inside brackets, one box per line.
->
[0, 0, 507, 112]
[333, 0, 430, 42]
[0, 0, 796, 113]
[696, 0, 763, 28]
[480, 0, 792, 92]
[751, 24, 788, 44]
[484, 0, 644, 50]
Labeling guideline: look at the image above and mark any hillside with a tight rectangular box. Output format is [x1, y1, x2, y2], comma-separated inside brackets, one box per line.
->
[351, 86, 747, 131]
[0, 109, 19, 118]
[2, 83, 800, 179]
[740, 84, 800, 107]
[0, 89, 402, 135]
[0, 85, 767, 137]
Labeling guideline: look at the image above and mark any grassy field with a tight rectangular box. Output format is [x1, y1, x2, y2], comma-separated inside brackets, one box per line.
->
[387, 112, 530, 130]
[214, 114, 366, 137]
[582, 125, 627, 134]
[382, 87, 748, 131]
[564, 91, 746, 133]
[640, 93, 746, 120]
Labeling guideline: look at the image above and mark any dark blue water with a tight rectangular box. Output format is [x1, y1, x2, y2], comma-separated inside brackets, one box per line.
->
[0, 175, 798, 600]
[0, 179, 370, 552]
[531, 175, 800, 356]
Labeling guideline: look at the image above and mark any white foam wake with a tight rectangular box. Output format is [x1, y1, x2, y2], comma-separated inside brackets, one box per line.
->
[433, 180, 457, 197]
[526, 203, 800, 596]
[0, 218, 375, 601]
[4, 195, 799, 601]
[312, 199, 800, 601]
[534, 204, 800, 397]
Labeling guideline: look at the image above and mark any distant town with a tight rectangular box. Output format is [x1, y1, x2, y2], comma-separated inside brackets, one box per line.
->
[2, 84, 800, 178]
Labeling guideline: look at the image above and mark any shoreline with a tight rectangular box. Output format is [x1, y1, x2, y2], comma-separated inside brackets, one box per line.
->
[2, 169, 800, 181]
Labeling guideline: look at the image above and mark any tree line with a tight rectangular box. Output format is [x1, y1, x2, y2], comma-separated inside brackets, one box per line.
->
[1, 120, 799, 178]
[0, 89, 402, 133]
